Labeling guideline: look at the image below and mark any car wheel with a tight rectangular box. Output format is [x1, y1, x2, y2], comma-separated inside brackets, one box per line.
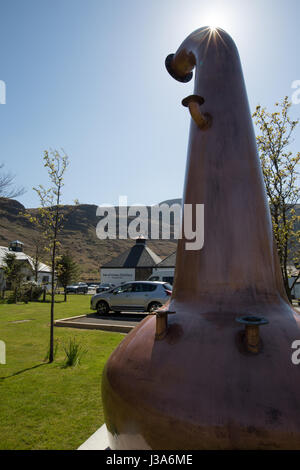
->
[97, 301, 110, 315]
[148, 301, 162, 313]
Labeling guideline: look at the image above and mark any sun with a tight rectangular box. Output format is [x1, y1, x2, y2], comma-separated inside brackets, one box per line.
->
[208, 24, 218, 32]
[183, 4, 237, 38]
[202, 6, 233, 32]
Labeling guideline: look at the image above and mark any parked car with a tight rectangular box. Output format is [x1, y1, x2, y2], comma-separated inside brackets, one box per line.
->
[96, 283, 115, 294]
[291, 282, 300, 306]
[87, 284, 99, 293]
[148, 271, 174, 285]
[91, 281, 172, 315]
[65, 282, 89, 294]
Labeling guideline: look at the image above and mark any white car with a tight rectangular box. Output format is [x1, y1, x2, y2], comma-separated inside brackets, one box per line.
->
[148, 271, 174, 285]
[90, 281, 172, 315]
[87, 284, 99, 294]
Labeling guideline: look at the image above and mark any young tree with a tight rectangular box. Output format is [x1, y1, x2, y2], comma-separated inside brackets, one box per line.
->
[0, 163, 25, 198]
[253, 96, 300, 301]
[3, 252, 24, 302]
[29, 149, 69, 362]
[31, 234, 46, 283]
[56, 253, 80, 302]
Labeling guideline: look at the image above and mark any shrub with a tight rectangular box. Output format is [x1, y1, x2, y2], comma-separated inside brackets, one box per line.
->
[6, 292, 17, 304]
[20, 281, 43, 302]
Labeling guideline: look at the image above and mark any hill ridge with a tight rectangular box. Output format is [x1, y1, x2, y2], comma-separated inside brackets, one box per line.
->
[0, 198, 177, 281]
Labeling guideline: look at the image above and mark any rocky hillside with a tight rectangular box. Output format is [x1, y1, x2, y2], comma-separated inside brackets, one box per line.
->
[1, 197, 298, 281]
[0, 198, 177, 281]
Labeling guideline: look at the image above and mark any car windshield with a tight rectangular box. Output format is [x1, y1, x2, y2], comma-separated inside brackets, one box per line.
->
[163, 283, 173, 291]
[111, 284, 127, 294]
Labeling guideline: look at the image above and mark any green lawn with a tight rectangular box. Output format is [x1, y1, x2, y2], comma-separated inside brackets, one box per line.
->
[0, 294, 124, 450]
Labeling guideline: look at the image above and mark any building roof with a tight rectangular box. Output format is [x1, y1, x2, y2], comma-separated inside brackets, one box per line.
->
[102, 239, 162, 268]
[156, 251, 177, 268]
[0, 246, 51, 273]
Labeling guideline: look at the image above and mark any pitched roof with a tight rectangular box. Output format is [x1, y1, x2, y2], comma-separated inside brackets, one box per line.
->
[156, 251, 176, 268]
[102, 240, 162, 268]
[0, 246, 51, 273]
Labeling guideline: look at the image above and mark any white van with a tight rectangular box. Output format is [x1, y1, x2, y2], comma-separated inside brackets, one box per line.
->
[148, 270, 174, 285]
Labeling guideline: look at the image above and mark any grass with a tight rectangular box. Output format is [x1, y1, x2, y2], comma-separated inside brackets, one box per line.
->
[0, 294, 124, 450]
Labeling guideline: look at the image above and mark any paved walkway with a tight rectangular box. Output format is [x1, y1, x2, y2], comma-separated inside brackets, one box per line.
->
[55, 312, 147, 333]
[78, 424, 110, 450]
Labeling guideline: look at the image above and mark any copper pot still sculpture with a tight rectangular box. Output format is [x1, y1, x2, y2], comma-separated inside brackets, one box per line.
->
[102, 26, 300, 449]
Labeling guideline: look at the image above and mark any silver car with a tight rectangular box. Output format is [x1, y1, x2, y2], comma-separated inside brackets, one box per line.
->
[90, 281, 172, 315]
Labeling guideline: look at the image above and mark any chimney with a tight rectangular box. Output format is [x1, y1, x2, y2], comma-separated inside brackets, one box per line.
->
[9, 240, 24, 252]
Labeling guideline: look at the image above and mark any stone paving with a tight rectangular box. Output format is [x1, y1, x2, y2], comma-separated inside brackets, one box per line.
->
[55, 312, 147, 333]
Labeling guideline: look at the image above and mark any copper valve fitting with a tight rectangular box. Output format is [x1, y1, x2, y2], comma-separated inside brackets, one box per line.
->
[236, 315, 269, 354]
[182, 95, 212, 130]
[149, 308, 176, 340]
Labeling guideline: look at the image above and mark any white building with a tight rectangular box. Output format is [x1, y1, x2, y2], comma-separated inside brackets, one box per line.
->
[100, 238, 162, 285]
[148, 251, 176, 284]
[288, 264, 300, 301]
[0, 240, 52, 290]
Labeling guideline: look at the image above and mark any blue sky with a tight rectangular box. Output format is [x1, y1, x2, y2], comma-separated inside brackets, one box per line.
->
[0, 0, 299, 208]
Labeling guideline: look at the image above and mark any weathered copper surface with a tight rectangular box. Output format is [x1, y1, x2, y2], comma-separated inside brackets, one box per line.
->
[102, 27, 300, 449]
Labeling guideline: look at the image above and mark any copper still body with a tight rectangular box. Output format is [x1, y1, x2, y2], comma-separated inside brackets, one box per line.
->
[101, 27, 300, 449]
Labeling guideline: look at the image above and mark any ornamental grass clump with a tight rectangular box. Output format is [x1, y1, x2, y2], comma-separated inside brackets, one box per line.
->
[62, 337, 87, 368]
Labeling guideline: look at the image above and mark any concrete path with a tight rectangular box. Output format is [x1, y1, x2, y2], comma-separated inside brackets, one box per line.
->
[55, 312, 147, 333]
[78, 424, 110, 450]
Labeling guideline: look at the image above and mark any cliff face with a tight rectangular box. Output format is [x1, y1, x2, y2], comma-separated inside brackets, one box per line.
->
[0, 198, 177, 281]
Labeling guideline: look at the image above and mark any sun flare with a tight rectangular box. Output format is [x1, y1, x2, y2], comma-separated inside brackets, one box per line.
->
[202, 6, 234, 33]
